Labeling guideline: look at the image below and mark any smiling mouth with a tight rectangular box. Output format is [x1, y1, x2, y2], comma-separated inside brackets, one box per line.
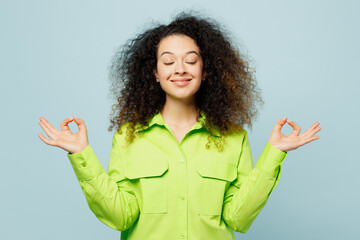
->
[170, 79, 192, 82]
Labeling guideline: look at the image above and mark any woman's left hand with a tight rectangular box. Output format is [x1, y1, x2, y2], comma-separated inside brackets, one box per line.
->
[268, 117, 321, 152]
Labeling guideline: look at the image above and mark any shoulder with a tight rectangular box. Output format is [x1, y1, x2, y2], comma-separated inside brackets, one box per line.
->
[225, 127, 248, 139]
[219, 127, 249, 151]
[112, 122, 131, 144]
[112, 121, 151, 148]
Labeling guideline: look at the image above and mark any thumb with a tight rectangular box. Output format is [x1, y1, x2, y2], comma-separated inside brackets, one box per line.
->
[73, 116, 87, 132]
[273, 117, 288, 132]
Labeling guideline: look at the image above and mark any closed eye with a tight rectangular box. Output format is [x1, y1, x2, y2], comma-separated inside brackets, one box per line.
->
[164, 62, 174, 65]
[186, 62, 196, 64]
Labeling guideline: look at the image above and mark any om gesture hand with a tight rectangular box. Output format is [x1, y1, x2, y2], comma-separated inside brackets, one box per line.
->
[268, 117, 321, 152]
[38, 116, 89, 154]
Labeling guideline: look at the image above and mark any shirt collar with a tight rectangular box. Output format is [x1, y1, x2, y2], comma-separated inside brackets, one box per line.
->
[135, 111, 221, 136]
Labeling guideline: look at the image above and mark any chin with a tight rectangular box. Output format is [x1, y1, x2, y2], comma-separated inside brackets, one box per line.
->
[166, 92, 197, 101]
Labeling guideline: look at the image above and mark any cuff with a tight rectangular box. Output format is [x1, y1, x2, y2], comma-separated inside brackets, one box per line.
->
[256, 142, 287, 177]
[67, 145, 105, 181]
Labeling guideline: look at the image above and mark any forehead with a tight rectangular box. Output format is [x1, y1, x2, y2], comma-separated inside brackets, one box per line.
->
[157, 35, 200, 57]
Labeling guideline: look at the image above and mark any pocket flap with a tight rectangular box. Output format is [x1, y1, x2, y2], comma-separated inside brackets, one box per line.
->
[195, 160, 237, 182]
[124, 157, 169, 179]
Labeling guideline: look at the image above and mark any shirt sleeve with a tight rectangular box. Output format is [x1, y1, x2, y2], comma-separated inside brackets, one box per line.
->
[222, 130, 287, 233]
[67, 132, 139, 231]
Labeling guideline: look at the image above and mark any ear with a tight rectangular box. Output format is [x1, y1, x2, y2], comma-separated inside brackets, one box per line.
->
[153, 69, 159, 82]
[202, 72, 207, 81]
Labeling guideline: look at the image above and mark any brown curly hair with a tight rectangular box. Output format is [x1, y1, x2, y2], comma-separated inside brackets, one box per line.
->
[108, 11, 263, 151]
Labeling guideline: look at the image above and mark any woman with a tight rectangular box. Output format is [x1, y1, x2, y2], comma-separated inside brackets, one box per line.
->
[38, 12, 321, 240]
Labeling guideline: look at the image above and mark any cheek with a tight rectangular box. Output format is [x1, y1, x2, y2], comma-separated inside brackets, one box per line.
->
[157, 67, 172, 79]
[194, 66, 203, 78]
[193, 61, 203, 75]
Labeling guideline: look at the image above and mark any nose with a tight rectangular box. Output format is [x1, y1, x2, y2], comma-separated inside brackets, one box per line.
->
[175, 61, 186, 74]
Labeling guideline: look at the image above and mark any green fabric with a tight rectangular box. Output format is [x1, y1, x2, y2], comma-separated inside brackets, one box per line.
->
[67, 112, 287, 239]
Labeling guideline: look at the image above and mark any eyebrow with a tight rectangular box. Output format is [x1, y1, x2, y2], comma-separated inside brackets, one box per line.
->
[160, 51, 199, 57]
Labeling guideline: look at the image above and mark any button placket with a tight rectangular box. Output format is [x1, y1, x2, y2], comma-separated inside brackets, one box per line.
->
[175, 151, 187, 240]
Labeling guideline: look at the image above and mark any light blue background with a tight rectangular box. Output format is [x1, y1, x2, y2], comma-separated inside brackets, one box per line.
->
[1, 0, 359, 239]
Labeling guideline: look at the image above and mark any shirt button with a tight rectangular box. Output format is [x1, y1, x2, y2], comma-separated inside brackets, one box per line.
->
[179, 235, 185, 239]
[180, 196, 185, 200]
[180, 158, 184, 163]
[81, 162, 87, 167]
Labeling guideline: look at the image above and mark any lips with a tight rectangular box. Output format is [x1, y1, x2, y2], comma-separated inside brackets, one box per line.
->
[170, 78, 192, 82]
[170, 78, 192, 86]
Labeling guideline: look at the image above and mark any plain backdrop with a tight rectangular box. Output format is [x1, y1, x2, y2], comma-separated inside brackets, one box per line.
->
[1, 0, 359, 239]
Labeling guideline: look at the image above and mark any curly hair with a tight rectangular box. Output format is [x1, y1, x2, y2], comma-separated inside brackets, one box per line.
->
[108, 11, 263, 151]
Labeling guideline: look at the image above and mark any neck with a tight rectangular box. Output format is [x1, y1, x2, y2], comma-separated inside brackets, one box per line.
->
[161, 96, 199, 126]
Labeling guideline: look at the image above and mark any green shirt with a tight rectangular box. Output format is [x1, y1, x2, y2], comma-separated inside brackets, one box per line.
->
[67, 112, 287, 240]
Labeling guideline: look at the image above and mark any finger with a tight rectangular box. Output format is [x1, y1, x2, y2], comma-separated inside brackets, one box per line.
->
[287, 119, 301, 136]
[38, 132, 56, 146]
[273, 117, 288, 132]
[312, 135, 320, 141]
[60, 117, 74, 132]
[39, 117, 59, 135]
[304, 135, 320, 144]
[39, 119, 57, 139]
[309, 126, 321, 136]
[300, 123, 321, 139]
[302, 122, 320, 135]
[73, 116, 87, 132]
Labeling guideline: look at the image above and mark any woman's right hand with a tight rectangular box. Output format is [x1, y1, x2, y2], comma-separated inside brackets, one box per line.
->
[38, 116, 89, 154]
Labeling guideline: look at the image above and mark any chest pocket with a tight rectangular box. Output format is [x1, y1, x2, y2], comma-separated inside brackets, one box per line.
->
[124, 157, 169, 214]
[195, 160, 237, 215]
